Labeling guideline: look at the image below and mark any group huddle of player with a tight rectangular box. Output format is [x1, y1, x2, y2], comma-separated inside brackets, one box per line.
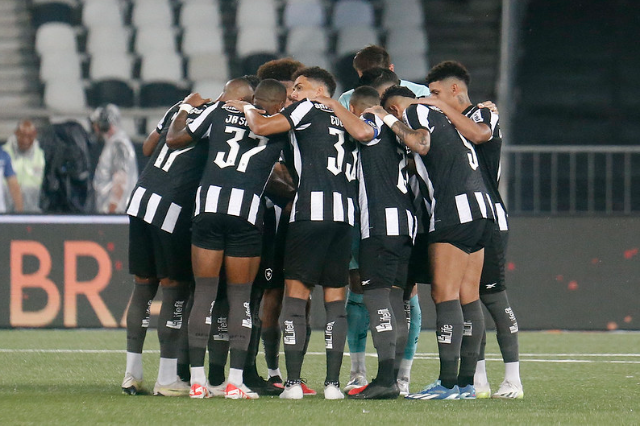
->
[120, 45, 524, 401]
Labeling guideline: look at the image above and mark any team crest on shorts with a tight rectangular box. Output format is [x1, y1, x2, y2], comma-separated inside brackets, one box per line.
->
[265, 268, 273, 281]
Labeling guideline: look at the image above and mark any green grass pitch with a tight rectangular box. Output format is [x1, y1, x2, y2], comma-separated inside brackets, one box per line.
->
[0, 330, 638, 425]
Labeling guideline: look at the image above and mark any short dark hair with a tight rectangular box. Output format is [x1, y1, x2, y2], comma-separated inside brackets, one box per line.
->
[350, 86, 380, 110]
[241, 74, 261, 90]
[353, 45, 391, 73]
[359, 67, 400, 90]
[257, 58, 305, 82]
[254, 79, 287, 104]
[380, 85, 416, 108]
[292, 66, 337, 97]
[425, 61, 471, 86]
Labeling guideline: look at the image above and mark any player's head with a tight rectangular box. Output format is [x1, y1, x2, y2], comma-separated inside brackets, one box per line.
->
[425, 61, 471, 108]
[257, 58, 305, 106]
[219, 77, 255, 102]
[352, 45, 393, 77]
[253, 79, 287, 115]
[91, 103, 121, 136]
[14, 119, 37, 152]
[349, 86, 380, 116]
[380, 85, 416, 119]
[241, 74, 261, 90]
[290, 66, 337, 101]
[359, 67, 400, 96]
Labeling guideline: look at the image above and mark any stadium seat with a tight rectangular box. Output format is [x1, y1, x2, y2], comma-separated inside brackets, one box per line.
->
[35, 23, 77, 55]
[44, 78, 87, 111]
[86, 26, 130, 55]
[131, 0, 174, 28]
[385, 27, 429, 56]
[335, 26, 378, 56]
[332, 0, 375, 29]
[187, 52, 229, 82]
[139, 82, 189, 107]
[81, 0, 124, 28]
[140, 52, 183, 84]
[236, 0, 277, 28]
[236, 27, 279, 57]
[89, 79, 135, 107]
[285, 26, 327, 55]
[192, 79, 226, 99]
[39, 51, 82, 82]
[31, 1, 75, 28]
[135, 26, 177, 55]
[391, 53, 429, 83]
[181, 26, 225, 55]
[240, 52, 280, 76]
[381, 0, 424, 29]
[283, 0, 325, 28]
[289, 50, 330, 70]
[90, 52, 133, 81]
[179, 0, 221, 27]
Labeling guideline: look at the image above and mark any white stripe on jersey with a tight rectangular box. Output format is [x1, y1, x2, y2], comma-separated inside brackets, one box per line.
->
[310, 191, 323, 221]
[358, 159, 371, 239]
[228, 188, 244, 216]
[289, 100, 313, 127]
[333, 192, 344, 222]
[194, 186, 201, 216]
[455, 194, 473, 223]
[144, 193, 161, 223]
[385, 208, 400, 236]
[274, 204, 283, 232]
[486, 194, 496, 218]
[406, 209, 416, 240]
[127, 187, 146, 216]
[475, 192, 487, 218]
[290, 131, 302, 222]
[413, 154, 435, 215]
[161, 203, 182, 233]
[247, 194, 260, 225]
[429, 199, 436, 232]
[495, 203, 508, 231]
[162, 145, 195, 171]
[187, 102, 220, 136]
[205, 185, 221, 213]
[347, 198, 355, 226]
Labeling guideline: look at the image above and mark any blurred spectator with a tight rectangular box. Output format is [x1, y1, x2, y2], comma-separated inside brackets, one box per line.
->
[91, 104, 138, 213]
[3, 120, 45, 212]
[0, 145, 23, 213]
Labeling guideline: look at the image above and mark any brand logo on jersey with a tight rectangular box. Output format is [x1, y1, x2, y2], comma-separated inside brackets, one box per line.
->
[485, 283, 497, 289]
[222, 104, 241, 113]
[265, 268, 273, 281]
[361, 279, 371, 286]
[242, 302, 252, 328]
[463, 320, 473, 337]
[325, 321, 335, 349]
[313, 102, 335, 114]
[375, 308, 393, 332]
[471, 109, 484, 123]
[283, 320, 296, 345]
[438, 324, 453, 344]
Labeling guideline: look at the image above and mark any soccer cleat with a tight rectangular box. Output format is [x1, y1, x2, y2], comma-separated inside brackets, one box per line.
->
[244, 373, 283, 396]
[397, 376, 410, 397]
[279, 380, 304, 400]
[458, 384, 476, 399]
[267, 375, 284, 389]
[405, 380, 460, 400]
[492, 380, 524, 399]
[324, 381, 344, 400]
[344, 373, 368, 391]
[208, 382, 227, 397]
[121, 373, 143, 395]
[347, 379, 399, 400]
[300, 379, 317, 396]
[474, 381, 491, 399]
[189, 382, 211, 399]
[224, 383, 259, 399]
[153, 379, 190, 397]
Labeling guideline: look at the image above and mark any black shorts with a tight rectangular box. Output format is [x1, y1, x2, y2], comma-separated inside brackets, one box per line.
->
[191, 213, 262, 257]
[428, 219, 493, 254]
[480, 224, 508, 294]
[359, 235, 412, 290]
[254, 206, 289, 290]
[283, 221, 352, 288]
[407, 233, 430, 285]
[128, 215, 193, 282]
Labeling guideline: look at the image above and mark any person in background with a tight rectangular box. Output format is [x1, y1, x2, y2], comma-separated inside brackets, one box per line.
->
[3, 120, 44, 212]
[0, 145, 23, 213]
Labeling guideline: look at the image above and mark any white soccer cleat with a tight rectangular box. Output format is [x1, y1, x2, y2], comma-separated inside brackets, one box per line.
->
[474, 381, 491, 399]
[397, 376, 410, 397]
[324, 381, 345, 400]
[208, 382, 227, 397]
[189, 382, 211, 399]
[492, 380, 524, 399]
[279, 380, 304, 400]
[344, 373, 368, 391]
[153, 379, 190, 397]
[224, 383, 259, 400]
[122, 373, 143, 395]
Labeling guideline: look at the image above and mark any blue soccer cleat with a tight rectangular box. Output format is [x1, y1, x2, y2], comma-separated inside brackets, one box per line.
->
[458, 384, 477, 399]
[405, 380, 460, 400]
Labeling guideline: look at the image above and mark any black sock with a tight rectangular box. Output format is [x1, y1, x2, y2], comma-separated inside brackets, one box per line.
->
[435, 300, 463, 389]
[281, 296, 307, 381]
[262, 326, 281, 371]
[458, 300, 485, 387]
[390, 287, 408, 370]
[157, 285, 189, 359]
[244, 285, 264, 375]
[227, 283, 253, 370]
[363, 288, 397, 384]
[126, 280, 159, 353]
[482, 290, 519, 362]
[376, 358, 396, 386]
[208, 364, 226, 386]
[325, 300, 347, 383]
[188, 277, 219, 367]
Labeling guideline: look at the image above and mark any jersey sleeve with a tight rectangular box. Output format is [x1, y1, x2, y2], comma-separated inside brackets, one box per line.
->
[280, 99, 314, 130]
[404, 104, 431, 132]
[469, 107, 498, 135]
[187, 101, 220, 140]
[359, 112, 382, 146]
[1, 150, 15, 178]
[156, 102, 181, 133]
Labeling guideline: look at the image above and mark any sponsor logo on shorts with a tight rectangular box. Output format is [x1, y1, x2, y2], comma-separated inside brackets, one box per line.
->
[265, 268, 273, 281]
[283, 320, 296, 345]
[438, 324, 453, 344]
[361, 279, 371, 286]
[485, 283, 497, 289]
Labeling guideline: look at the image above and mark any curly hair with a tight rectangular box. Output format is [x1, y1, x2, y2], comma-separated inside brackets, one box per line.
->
[425, 61, 470, 86]
[257, 58, 305, 82]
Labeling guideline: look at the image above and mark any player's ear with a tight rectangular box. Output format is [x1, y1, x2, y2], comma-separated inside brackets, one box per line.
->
[349, 104, 356, 114]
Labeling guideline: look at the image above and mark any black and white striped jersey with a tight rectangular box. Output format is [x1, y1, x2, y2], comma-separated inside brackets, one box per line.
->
[357, 113, 416, 239]
[403, 104, 494, 232]
[463, 105, 508, 231]
[187, 101, 288, 228]
[280, 99, 358, 225]
[126, 102, 209, 234]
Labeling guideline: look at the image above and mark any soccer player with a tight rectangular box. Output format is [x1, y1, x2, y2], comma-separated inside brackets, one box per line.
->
[167, 78, 288, 399]
[121, 93, 211, 396]
[420, 61, 523, 399]
[378, 85, 494, 400]
[227, 67, 357, 400]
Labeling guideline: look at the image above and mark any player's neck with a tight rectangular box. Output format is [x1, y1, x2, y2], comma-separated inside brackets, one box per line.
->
[454, 94, 472, 113]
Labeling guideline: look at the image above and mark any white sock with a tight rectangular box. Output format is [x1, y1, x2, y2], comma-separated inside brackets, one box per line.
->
[228, 368, 243, 386]
[268, 368, 282, 379]
[125, 352, 143, 379]
[474, 359, 488, 385]
[157, 357, 177, 385]
[190, 366, 206, 386]
[504, 361, 521, 384]
[398, 358, 413, 380]
[350, 352, 366, 375]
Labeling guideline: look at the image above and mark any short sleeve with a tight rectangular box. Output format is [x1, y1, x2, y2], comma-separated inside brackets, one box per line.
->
[280, 99, 314, 130]
[1, 150, 15, 178]
[359, 112, 382, 146]
[187, 101, 220, 140]
[156, 102, 181, 133]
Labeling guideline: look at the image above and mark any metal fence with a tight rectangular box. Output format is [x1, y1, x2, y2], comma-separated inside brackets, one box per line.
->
[503, 145, 640, 215]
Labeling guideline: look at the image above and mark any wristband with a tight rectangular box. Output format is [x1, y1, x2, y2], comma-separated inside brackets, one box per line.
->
[383, 114, 399, 128]
[244, 104, 256, 114]
[179, 103, 193, 114]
